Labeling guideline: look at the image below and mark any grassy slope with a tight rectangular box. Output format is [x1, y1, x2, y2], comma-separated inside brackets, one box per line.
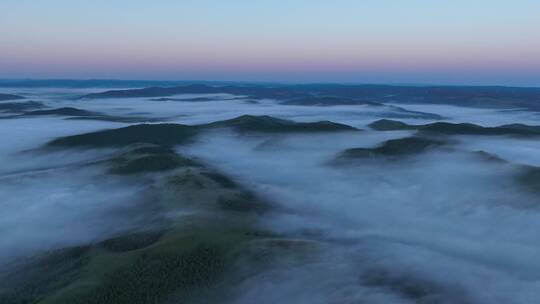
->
[46, 115, 358, 149]
[369, 119, 540, 136]
[1, 144, 273, 304]
[335, 136, 447, 161]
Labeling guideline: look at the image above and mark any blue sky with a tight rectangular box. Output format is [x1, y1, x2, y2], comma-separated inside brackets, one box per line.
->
[1, 0, 539, 85]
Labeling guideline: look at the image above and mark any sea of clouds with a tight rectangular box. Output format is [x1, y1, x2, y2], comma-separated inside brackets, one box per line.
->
[1, 87, 540, 303]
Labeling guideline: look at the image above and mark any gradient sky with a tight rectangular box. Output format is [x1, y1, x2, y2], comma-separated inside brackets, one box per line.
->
[1, 0, 539, 85]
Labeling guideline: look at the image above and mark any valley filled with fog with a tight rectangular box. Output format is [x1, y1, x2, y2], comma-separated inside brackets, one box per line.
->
[1, 84, 540, 303]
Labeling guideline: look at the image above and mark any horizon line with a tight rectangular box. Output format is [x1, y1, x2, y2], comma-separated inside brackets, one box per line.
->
[0, 78, 539, 89]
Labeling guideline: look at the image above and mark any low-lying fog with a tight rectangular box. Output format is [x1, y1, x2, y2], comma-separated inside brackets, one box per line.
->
[182, 130, 540, 304]
[2, 87, 540, 303]
[0, 166, 156, 262]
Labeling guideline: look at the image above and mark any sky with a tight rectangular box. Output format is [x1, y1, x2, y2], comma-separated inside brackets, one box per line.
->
[0, 0, 539, 86]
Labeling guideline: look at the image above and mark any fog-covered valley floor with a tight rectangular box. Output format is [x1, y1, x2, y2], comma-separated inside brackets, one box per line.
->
[1, 85, 540, 303]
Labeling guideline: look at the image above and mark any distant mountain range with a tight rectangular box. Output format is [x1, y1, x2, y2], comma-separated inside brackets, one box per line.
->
[0, 79, 238, 88]
[3, 80, 540, 110]
[74, 83, 540, 110]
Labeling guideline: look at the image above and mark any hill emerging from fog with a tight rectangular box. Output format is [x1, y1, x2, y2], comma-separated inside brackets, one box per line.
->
[200, 115, 358, 132]
[0, 93, 24, 101]
[369, 119, 540, 136]
[47, 115, 359, 148]
[0, 101, 45, 113]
